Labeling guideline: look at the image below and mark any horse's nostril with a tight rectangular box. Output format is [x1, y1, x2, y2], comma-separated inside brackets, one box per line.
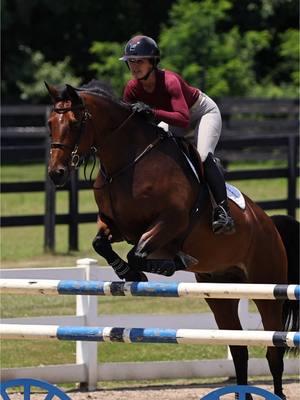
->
[57, 168, 65, 176]
[48, 167, 69, 187]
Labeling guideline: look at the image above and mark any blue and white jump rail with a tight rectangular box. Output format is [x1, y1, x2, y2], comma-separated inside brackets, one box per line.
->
[1, 324, 299, 348]
[1, 279, 299, 300]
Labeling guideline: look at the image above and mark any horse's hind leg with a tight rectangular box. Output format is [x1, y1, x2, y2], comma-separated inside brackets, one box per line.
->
[127, 210, 193, 275]
[254, 299, 286, 399]
[205, 298, 253, 397]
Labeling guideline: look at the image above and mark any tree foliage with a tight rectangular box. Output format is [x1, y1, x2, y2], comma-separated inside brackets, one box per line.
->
[2, 0, 298, 102]
[159, 0, 298, 97]
[89, 42, 131, 95]
[15, 47, 81, 103]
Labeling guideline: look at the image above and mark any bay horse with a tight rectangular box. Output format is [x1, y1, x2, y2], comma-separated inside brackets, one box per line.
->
[45, 80, 299, 399]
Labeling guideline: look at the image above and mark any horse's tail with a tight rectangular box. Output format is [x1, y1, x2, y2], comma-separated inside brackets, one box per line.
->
[271, 215, 299, 349]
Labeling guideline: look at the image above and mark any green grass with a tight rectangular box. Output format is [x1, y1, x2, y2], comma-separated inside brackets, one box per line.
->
[0, 294, 215, 319]
[0, 161, 298, 373]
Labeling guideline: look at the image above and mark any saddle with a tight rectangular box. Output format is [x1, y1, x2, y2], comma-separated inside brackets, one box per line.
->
[173, 137, 204, 183]
[174, 137, 245, 210]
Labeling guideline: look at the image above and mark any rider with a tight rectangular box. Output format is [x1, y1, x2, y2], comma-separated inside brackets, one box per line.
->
[119, 35, 235, 234]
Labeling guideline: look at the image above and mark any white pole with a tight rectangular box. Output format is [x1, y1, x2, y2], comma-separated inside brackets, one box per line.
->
[1, 325, 298, 348]
[0, 324, 58, 339]
[76, 258, 98, 391]
[0, 279, 60, 295]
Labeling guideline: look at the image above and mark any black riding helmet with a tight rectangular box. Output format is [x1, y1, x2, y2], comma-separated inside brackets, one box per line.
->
[119, 35, 160, 67]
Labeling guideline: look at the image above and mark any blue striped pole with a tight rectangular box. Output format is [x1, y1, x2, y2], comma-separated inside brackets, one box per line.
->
[1, 325, 299, 348]
[1, 279, 299, 300]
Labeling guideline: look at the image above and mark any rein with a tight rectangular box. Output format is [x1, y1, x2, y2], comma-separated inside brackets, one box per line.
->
[50, 98, 166, 190]
[50, 102, 137, 171]
[98, 133, 166, 189]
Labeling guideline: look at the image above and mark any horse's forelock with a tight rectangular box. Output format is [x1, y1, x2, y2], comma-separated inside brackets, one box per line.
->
[60, 87, 70, 101]
[51, 86, 72, 103]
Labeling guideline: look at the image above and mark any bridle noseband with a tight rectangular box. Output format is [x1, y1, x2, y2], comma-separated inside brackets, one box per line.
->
[50, 104, 92, 168]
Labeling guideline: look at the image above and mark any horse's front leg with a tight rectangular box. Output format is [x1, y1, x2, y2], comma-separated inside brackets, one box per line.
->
[127, 211, 198, 276]
[92, 217, 147, 281]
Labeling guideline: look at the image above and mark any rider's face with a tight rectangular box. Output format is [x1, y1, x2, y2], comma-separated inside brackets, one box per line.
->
[128, 58, 153, 79]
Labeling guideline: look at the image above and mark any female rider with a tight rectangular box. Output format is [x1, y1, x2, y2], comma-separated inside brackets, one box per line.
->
[120, 35, 235, 235]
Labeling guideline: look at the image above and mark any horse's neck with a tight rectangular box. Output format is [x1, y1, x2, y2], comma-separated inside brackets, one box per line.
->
[92, 98, 156, 174]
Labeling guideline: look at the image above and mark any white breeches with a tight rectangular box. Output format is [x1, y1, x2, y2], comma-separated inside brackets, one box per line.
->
[158, 93, 222, 162]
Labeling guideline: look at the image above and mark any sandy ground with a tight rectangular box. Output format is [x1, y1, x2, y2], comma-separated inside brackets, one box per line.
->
[6, 380, 300, 399]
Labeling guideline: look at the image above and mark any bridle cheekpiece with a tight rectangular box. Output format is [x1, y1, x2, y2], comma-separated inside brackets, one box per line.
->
[50, 103, 92, 169]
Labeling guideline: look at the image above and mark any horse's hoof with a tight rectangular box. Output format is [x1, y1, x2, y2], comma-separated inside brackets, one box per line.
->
[124, 270, 148, 282]
[235, 394, 253, 400]
[276, 393, 286, 400]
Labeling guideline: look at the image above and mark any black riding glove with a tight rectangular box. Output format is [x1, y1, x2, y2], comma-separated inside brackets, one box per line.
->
[132, 101, 153, 114]
[131, 101, 155, 123]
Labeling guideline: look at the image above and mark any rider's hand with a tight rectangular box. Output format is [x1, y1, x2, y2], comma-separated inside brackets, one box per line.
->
[131, 101, 153, 116]
[131, 102, 155, 124]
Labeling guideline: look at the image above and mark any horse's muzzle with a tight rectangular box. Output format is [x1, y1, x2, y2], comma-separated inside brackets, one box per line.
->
[48, 166, 70, 187]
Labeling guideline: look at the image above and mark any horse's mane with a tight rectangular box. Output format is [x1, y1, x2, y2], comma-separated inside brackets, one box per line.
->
[78, 80, 130, 110]
[77, 79, 115, 98]
[57, 79, 129, 110]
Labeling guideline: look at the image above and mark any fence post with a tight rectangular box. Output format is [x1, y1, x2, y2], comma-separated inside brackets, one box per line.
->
[76, 258, 98, 390]
[69, 169, 79, 251]
[44, 106, 56, 253]
[287, 135, 297, 218]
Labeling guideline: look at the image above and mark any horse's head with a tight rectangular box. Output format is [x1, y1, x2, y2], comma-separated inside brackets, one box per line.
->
[45, 82, 93, 187]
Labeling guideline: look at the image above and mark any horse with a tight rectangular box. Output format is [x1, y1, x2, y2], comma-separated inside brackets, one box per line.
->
[45, 80, 299, 399]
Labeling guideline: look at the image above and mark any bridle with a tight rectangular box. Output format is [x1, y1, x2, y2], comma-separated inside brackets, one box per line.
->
[50, 103, 93, 169]
[50, 102, 137, 169]
[50, 99, 167, 183]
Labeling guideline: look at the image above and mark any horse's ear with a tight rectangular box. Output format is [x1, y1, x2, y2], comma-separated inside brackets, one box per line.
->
[65, 84, 82, 105]
[44, 81, 60, 103]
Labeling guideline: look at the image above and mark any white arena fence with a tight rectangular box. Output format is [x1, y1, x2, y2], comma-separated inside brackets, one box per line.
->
[1, 258, 299, 390]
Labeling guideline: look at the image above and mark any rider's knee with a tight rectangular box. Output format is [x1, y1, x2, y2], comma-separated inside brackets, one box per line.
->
[203, 152, 214, 165]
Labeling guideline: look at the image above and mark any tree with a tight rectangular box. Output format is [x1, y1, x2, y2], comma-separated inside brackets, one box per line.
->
[159, 0, 298, 97]
[159, 0, 268, 95]
[89, 41, 131, 96]
[15, 46, 81, 103]
[2, 0, 298, 102]
[2, 0, 174, 102]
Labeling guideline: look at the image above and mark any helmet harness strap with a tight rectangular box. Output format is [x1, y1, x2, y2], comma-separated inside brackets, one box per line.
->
[139, 64, 156, 81]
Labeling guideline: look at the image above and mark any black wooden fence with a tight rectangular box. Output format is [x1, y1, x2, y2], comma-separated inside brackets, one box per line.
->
[1, 99, 299, 252]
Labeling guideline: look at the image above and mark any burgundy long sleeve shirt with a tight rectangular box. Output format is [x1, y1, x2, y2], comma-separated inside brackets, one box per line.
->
[123, 69, 200, 128]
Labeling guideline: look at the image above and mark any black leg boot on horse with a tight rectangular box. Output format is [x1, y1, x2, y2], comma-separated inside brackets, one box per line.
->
[204, 153, 235, 234]
[92, 233, 148, 281]
[127, 245, 198, 277]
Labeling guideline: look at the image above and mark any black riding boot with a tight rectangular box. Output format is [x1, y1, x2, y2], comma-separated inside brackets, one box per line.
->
[203, 153, 235, 234]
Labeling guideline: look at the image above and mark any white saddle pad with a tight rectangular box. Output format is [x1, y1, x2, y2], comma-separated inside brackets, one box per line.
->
[226, 183, 246, 209]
